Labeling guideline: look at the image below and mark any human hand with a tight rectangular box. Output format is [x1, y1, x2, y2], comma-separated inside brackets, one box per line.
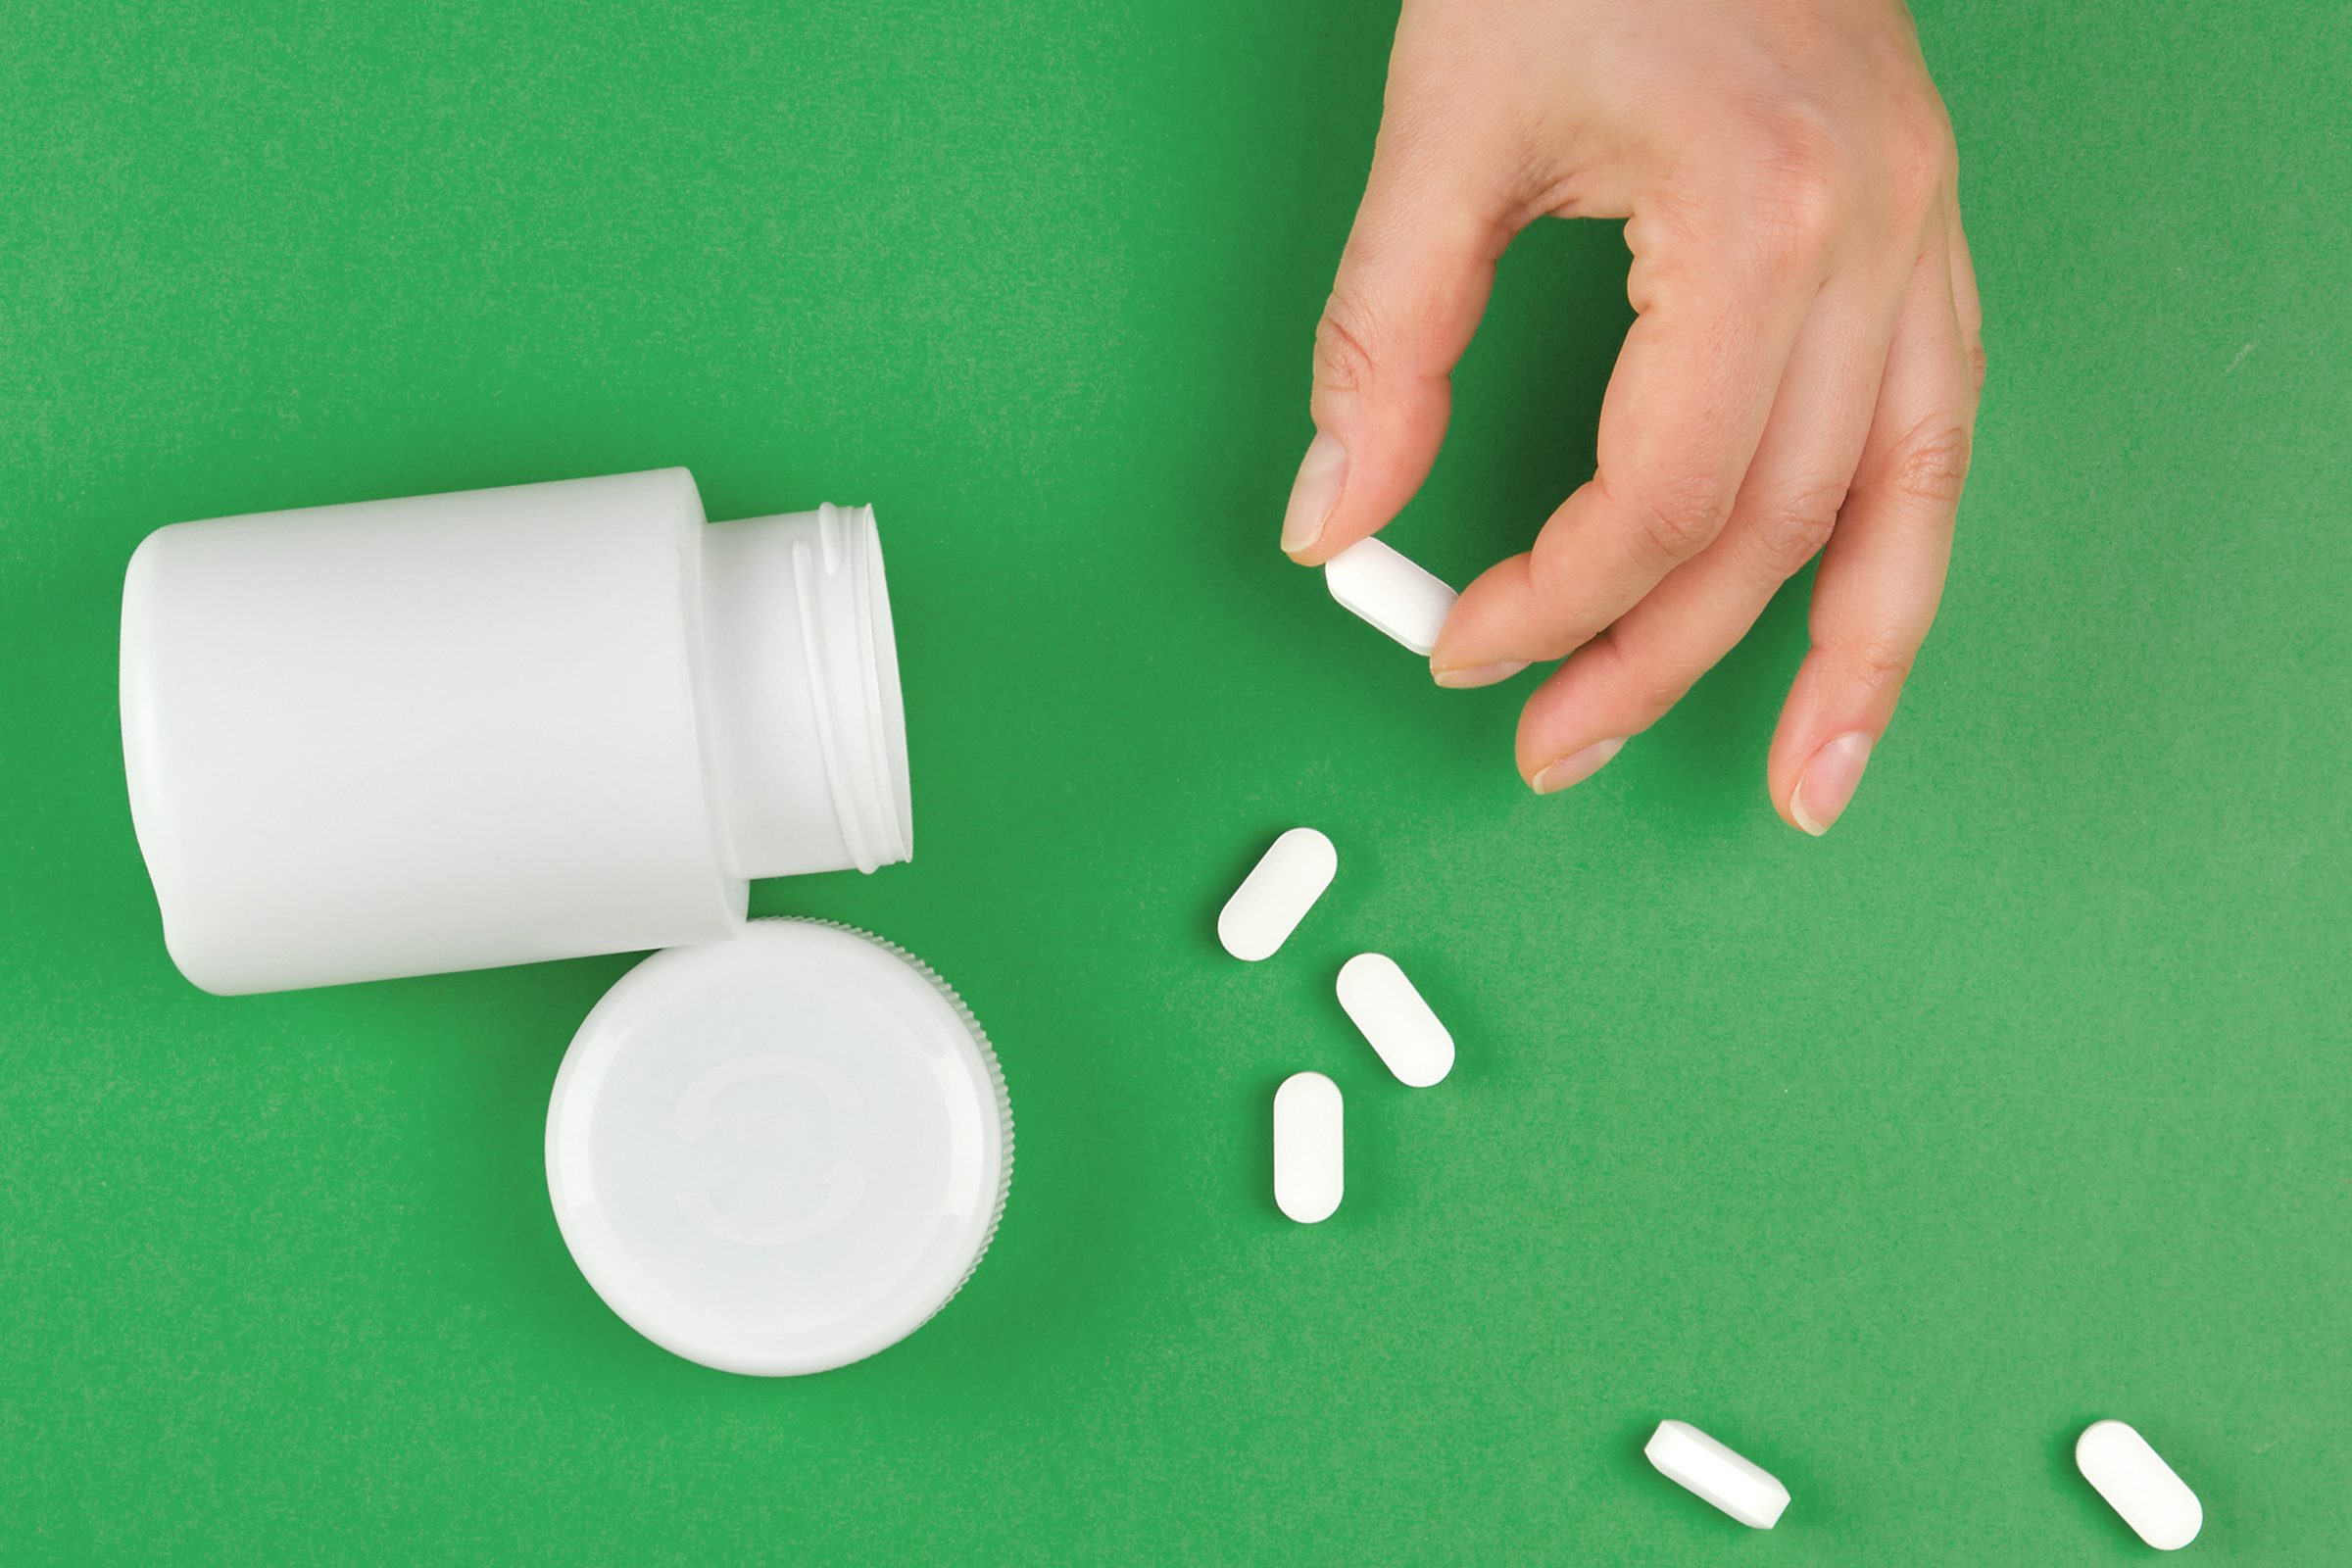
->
[1282, 0, 1983, 833]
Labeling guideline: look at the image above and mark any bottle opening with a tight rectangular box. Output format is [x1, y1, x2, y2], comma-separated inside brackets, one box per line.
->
[847, 507, 916, 867]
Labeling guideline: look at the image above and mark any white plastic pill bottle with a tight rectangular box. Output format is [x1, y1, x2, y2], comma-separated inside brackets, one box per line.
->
[120, 468, 912, 995]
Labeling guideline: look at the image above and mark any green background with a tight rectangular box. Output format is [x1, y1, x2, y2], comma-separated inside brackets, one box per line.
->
[3, 0, 2346, 1561]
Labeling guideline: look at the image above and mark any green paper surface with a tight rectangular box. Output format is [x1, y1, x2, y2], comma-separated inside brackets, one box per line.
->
[3, 1, 2347, 1561]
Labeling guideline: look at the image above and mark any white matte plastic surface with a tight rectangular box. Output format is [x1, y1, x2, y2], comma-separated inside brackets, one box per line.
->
[2077, 1420, 2202, 1550]
[1217, 827, 1338, 961]
[1273, 1071, 1343, 1224]
[120, 471, 911, 993]
[1644, 1420, 1790, 1530]
[1336, 953, 1454, 1087]
[546, 920, 1009, 1376]
[1323, 536, 1458, 656]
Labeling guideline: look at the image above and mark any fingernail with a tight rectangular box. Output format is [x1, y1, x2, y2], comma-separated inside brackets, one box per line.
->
[1531, 737, 1626, 795]
[1281, 431, 1348, 554]
[1790, 731, 1874, 835]
[1432, 660, 1529, 690]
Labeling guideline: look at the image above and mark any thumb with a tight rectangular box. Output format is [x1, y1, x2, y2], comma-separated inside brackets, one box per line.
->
[1283, 130, 1511, 564]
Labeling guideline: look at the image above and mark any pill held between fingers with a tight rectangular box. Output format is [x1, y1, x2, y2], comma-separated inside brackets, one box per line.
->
[1272, 1071, 1343, 1224]
[1217, 827, 1338, 961]
[1336, 954, 1454, 1087]
[1324, 537, 1457, 657]
[1644, 1420, 1790, 1530]
[2077, 1420, 2202, 1550]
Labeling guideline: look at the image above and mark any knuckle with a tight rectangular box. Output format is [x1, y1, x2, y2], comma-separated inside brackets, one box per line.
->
[1740, 477, 1848, 577]
[1614, 471, 1737, 563]
[1882, 111, 1954, 225]
[1888, 418, 1973, 509]
[1310, 297, 1382, 396]
[1739, 113, 1854, 274]
[1822, 631, 1918, 694]
[1626, 653, 1703, 715]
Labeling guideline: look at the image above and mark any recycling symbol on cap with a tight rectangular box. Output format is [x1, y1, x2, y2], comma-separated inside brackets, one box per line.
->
[663, 1054, 879, 1247]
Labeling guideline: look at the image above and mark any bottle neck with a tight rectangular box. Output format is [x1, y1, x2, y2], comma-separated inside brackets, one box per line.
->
[698, 504, 913, 880]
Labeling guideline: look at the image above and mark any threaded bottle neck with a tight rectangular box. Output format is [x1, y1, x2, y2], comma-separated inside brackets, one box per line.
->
[698, 504, 913, 880]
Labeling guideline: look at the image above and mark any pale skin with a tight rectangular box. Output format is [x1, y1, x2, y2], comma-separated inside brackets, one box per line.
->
[1282, 0, 1984, 834]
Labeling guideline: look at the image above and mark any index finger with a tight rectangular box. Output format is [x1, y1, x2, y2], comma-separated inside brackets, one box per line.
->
[1430, 208, 1825, 681]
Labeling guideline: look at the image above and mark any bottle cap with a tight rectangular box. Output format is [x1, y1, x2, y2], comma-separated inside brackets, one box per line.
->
[546, 919, 1009, 1375]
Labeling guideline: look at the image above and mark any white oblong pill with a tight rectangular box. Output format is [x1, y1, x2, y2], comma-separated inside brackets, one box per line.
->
[1336, 953, 1454, 1087]
[1273, 1071, 1343, 1223]
[1324, 537, 1457, 657]
[2077, 1420, 2202, 1550]
[1644, 1420, 1790, 1530]
[1217, 827, 1337, 961]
